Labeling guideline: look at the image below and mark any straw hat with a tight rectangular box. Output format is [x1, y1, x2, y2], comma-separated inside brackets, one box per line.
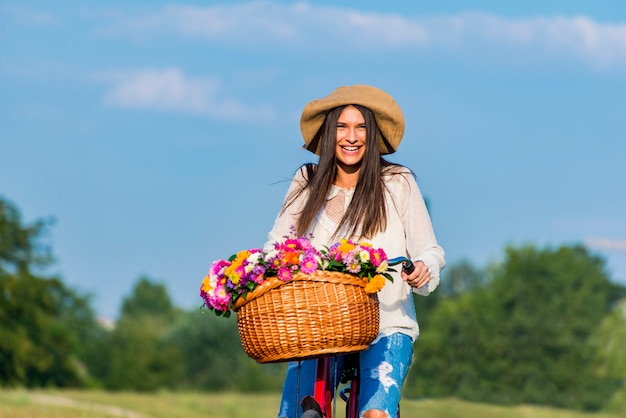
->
[300, 84, 405, 155]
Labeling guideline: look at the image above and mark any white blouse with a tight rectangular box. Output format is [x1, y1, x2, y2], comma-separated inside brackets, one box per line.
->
[266, 165, 446, 342]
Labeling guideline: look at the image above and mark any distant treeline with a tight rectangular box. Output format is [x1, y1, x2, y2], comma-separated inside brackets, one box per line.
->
[1, 196, 625, 413]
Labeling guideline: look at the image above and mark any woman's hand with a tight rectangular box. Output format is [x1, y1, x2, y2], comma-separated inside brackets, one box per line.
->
[402, 260, 430, 289]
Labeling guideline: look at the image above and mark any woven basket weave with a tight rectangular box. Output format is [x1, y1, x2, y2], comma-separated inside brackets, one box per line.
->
[233, 270, 380, 363]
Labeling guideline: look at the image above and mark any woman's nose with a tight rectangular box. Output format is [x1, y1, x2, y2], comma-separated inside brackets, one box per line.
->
[346, 129, 358, 142]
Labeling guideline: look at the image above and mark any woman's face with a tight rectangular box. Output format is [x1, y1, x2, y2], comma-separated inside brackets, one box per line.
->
[335, 105, 366, 172]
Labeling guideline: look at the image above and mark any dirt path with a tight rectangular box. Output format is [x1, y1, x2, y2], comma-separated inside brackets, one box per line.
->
[30, 394, 152, 418]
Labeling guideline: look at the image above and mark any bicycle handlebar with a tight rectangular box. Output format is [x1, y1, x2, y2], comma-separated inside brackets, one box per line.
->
[387, 256, 415, 275]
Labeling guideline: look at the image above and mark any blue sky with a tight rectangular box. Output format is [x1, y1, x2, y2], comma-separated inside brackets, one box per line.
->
[2, 1, 625, 319]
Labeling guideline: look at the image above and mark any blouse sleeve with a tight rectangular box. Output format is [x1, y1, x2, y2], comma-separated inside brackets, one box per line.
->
[397, 171, 446, 296]
[264, 167, 309, 250]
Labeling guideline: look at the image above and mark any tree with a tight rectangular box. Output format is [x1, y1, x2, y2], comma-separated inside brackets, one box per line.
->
[165, 309, 285, 392]
[0, 197, 53, 274]
[437, 259, 486, 297]
[413, 259, 484, 325]
[588, 298, 626, 413]
[100, 277, 185, 391]
[406, 244, 626, 411]
[120, 276, 178, 321]
[0, 197, 100, 387]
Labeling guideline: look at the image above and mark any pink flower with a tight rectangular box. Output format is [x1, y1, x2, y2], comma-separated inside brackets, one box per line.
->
[369, 248, 386, 268]
[211, 259, 229, 276]
[277, 267, 293, 281]
[203, 281, 230, 312]
[300, 255, 319, 274]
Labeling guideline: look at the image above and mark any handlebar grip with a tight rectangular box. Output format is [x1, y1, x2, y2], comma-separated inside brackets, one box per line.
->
[402, 259, 415, 275]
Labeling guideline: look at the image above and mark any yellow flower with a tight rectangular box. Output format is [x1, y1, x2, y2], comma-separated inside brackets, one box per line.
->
[364, 274, 387, 293]
[223, 250, 250, 285]
[201, 276, 213, 293]
[337, 239, 356, 254]
[223, 264, 237, 284]
[234, 250, 250, 265]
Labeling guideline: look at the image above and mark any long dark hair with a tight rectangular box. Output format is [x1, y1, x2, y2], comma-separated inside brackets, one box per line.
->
[284, 104, 403, 240]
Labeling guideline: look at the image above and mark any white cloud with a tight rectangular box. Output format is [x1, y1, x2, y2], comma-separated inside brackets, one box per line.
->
[585, 238, 626, 253]
[99, 68, 274, 121]
[457, 13, 626, 69]
[99, 2, 626, 70]
[97, 2, 299, 40]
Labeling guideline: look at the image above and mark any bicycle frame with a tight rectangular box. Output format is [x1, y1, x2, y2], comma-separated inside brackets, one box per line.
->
[313, 357, 334, 417]
[309, 354, 399, 418]
[302, 257, 412, 418]
[305, 356, 353, 418]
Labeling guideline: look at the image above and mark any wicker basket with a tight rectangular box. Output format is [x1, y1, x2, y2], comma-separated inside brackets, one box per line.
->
[233, 270, 380, 363]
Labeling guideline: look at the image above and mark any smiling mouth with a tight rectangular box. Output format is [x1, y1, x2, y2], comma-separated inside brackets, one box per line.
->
[342, 146, 361, 152]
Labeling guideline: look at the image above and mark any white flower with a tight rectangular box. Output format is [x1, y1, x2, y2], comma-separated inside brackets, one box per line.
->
[207, 273, 220, 296]
[244, 252, 262, 273]
[376, 259, 388, 274]
[264, 249, 279, 261]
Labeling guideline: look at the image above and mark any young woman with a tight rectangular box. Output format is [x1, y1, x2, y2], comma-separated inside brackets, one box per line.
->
[267, 85, 445, 418]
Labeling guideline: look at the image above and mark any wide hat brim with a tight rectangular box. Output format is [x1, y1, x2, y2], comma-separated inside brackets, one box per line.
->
[300, 84, 405, 156]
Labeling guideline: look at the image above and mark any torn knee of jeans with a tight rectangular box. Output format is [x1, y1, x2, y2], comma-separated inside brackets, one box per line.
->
[360, 410, 390, 418]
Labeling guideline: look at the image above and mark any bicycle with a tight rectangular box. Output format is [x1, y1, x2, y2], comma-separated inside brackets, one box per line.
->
[298, 256, 415, 418]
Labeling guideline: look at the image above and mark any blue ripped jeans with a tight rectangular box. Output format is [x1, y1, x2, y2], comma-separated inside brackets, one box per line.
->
[277, 333, 413, 418]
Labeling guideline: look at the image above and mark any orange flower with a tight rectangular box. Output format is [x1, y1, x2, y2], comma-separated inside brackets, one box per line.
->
[364, 274, 387, 293]
[283, 251, 300, 265]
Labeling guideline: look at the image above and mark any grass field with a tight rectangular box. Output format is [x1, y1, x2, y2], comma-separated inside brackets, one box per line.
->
[0, 390, 623, 418]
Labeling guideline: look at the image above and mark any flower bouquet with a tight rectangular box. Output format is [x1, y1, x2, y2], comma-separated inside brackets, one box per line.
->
[200, 237, 393, 317]
[199, 234, 395, 363]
